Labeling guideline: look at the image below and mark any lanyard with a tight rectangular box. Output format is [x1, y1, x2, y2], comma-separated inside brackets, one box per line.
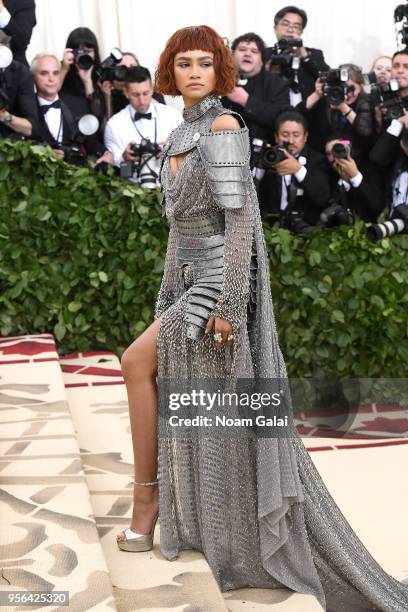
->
[129, 106, 157, 143]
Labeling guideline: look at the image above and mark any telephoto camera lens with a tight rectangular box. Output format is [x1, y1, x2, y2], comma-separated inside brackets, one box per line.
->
[367, 205, 408, 241]
[367, 219, 406, 241]
[74, 49, 94, 70]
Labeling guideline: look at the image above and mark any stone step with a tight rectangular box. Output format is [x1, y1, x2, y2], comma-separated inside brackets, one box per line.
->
[60, 350, 230, 612]
[0, 334, 116, 611]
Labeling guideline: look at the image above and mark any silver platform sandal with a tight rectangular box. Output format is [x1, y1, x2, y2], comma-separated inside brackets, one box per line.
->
[116, 479, 159, 552]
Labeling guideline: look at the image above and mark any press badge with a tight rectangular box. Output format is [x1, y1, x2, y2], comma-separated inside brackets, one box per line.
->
[296, 188, 304, 196]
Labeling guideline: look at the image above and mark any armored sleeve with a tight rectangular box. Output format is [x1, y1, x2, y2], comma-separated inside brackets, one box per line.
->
[197, 128, 252, 209]
[198, 129, 254, 332]
[154, 222, 178, 319]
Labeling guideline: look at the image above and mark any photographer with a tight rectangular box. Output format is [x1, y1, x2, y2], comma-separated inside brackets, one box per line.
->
[369, 51, 408, 165]
[30, 53, 106, 164]
[98, 51, 165, 132]
[0, 0, 36, 66]
[0, 43, 35, 138]
[221, 32, 289, 147]
[372, 49, 408, 132]
[324, 136, 384, 224]
[266, 5, 330, 105]
[302, 64, 375, 159]
[104, 66, 182, 186]
[368, 111, 408, 240]
[60, 27, 104, 121]
[259, 110, 330, 231]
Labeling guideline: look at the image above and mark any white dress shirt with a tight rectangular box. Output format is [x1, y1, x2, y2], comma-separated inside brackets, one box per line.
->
[280, 155, 307, 210]
[0, 6, 11, 28]
[337, 173, 363, 192]
[37, 95, 63, 143]
[104, 100, 183, 182]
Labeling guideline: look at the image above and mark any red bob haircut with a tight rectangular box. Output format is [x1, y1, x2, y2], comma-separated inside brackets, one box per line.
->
[155, 25, 236, 96]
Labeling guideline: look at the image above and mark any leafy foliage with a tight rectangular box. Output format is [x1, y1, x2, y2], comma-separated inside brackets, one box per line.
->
[265, 223, 408, 377]
[0, 140, 167, 355]
[1, 140, 407, 376]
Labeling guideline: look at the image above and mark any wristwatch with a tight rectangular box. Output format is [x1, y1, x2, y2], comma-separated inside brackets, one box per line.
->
[1, 112, 13, 127]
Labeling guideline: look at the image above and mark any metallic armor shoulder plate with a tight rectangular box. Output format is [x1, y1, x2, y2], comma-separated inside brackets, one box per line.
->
[196, 128, 252, 209]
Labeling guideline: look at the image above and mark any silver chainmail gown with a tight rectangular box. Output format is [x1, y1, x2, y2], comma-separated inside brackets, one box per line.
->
[154, 95, 408, 611]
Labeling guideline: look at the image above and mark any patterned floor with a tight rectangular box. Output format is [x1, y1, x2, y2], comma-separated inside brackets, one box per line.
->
[1, 334, 407, 611]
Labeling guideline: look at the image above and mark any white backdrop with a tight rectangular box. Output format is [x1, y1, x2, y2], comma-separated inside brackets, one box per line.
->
[27, 0, 398, 76]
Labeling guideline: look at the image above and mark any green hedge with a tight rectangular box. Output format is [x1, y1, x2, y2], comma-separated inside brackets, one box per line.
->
[1, 139, 407, 377]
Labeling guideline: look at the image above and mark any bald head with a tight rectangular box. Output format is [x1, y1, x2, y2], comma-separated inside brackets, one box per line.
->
[31, 54, 62, 100]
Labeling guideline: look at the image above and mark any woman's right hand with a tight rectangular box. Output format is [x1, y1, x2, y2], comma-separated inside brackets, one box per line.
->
[98, 79, 113, 99]
[314, 78, 324, 98]
[305, 79, 324, 111]
[62, 48, 75, 72]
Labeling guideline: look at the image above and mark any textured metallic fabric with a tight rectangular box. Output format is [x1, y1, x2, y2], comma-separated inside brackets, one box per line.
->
[155, 95, 408, 611]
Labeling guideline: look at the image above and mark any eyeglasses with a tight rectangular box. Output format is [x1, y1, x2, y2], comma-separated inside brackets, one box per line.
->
[278, 19, 303, 32]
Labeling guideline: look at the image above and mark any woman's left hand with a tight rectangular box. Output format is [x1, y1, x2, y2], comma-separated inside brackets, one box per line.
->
[205, 316, 234, 350]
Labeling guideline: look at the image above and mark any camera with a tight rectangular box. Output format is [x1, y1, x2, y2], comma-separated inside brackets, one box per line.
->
[120, 138, 163, 188]
[50, 114, 100, 167]
[319, 68, 350, 105]
[331, 141, 352, 160]
[281, 210, 315, 235]
[267, 37, 302, 74]
[367, 204, 408, 241]
[370, 78, 408, 122]
[59, 144, 88, 166]
[320, 199, 354, 228]
[252, 139, 289, 170]
[73, 49, 94, 70]
[95, 48, 124, 82]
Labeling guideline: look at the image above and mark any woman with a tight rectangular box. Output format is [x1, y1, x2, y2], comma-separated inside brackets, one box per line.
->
[116, 26, 408, 611]
[371, 55, 392, 85]
[60, 27, 104, 120]
[302, 63, 375, 160]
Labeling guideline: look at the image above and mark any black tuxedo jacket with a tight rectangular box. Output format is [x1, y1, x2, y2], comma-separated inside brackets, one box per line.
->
[328, 160, 385, 222]
[260, 145, 330, 225]
[0, 59, 36, 137]
[221, 70, 289, 144]
[3, 0, 36, 66]
[370, 130, 408, 207]
[31, 94, 105, 157]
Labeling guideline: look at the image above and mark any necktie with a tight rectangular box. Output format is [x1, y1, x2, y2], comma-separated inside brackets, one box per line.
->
[134, 112, 152, 121]
[40, 100, 62, 116]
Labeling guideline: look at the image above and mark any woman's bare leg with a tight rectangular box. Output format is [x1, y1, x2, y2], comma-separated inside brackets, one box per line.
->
[117, 317, 161, 540]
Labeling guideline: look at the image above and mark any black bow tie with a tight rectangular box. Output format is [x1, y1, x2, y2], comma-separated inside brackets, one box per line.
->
[40, 100, 61, 115]
[134, 112, 152, 121]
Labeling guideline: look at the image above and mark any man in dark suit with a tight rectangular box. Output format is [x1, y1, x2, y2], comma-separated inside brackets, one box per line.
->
[266, 5, 330, 105]
[370, 109, 408, 215]
[30, 53, 106, 163]
[324, 137, 384, 223]
[221, 32, 289, 148]
[0, 46, 36, 137]
[0, 0, 36, 66]
[260, 110, 330, 231]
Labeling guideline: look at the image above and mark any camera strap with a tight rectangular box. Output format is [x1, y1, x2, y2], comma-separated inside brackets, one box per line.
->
[129, 106, 157, 144]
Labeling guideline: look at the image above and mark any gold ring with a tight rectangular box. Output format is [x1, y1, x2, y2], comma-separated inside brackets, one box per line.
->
[214, 332, 223, 342]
